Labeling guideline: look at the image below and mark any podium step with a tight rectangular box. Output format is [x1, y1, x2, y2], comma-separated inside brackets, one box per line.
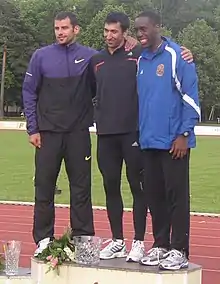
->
[0, 268, 31, 283]
[31, 257, 202, 284]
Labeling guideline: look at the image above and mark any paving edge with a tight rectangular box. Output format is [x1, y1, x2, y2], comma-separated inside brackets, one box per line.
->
[0, 200, 219, 218]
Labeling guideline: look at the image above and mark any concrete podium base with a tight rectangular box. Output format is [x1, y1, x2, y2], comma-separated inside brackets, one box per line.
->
[0, 268, 31, 283]
[31, 257, 202, 284]
[0, 259, 202, 284]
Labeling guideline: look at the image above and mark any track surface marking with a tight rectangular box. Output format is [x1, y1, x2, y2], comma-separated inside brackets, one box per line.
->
[0, 204, 219, 284]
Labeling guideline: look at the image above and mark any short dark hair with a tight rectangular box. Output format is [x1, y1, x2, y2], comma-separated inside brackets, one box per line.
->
[55, 12, 78, 26]
[137, 10, 161, 26]
[105, 12, 130, 32]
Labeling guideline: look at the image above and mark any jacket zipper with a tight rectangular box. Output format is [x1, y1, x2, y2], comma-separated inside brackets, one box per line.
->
[65, 47, 70, 76]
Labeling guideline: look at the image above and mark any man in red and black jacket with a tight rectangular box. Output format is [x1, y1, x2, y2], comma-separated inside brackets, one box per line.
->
[89, 12, 193, 263]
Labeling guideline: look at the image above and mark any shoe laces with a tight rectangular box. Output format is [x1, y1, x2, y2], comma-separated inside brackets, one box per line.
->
[102, 239, 123, 250]
[164, 249, 183, 261]
[131, 240, 144, 253]
[147, 247, 164, 263]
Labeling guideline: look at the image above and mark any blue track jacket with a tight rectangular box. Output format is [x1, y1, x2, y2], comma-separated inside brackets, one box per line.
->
[137, 37, 200, 150]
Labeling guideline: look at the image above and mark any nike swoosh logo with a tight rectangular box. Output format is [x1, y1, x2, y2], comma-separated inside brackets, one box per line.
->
[85, 156, 91, 161]
[75, 59, 85, 64]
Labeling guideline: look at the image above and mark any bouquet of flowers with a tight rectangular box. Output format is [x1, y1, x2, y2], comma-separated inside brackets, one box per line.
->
[35, 228, 75, 274]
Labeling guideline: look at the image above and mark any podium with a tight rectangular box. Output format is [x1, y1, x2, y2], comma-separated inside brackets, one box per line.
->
[0, 268, 31, 283]
[0, 258, 202, 284]
[31, 258, 202, 284]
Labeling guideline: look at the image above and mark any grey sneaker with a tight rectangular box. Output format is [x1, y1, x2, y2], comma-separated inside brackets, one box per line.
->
[159, 249, 188, 270]
[100, 239, 127, 259]
[140, 247, 168, 266]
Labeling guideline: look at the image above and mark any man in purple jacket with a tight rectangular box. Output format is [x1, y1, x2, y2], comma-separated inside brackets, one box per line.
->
[23, 11, 136, 256]
[23, 12, 97, 256]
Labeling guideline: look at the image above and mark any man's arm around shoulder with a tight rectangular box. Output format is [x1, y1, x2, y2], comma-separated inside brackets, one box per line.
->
[87, 56, 97, 100]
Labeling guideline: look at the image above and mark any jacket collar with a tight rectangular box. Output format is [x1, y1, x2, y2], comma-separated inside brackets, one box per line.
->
[104, 41, 126, 56]
[54, 41, 79, 51]
[141, 36, 169, 60]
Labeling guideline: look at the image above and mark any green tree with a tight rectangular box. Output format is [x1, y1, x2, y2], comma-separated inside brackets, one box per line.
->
[161, 27, 172, 38]
[153, 0, 220, 36]
[75, 0, 111, 28]
[18, 0, 78, 45]
[213, 5, 220, 34]
[110, 0, 154, 19]
[178, 19, 220, 120]
[0, 0, 35, 108]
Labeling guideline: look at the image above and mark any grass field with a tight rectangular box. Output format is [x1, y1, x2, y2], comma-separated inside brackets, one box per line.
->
[0, 130, 220, 213]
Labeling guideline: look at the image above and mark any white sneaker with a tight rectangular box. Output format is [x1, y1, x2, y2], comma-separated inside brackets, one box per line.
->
[140, 247, 168, 266]
[100, 239, 127, 260]
[126, 240, 145, 262]
[34, 237, 51, 257]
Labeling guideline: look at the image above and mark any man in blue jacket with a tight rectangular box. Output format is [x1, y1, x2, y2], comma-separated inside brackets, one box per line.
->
[89, 12, 193, 263]
[135, 10, 200, 270]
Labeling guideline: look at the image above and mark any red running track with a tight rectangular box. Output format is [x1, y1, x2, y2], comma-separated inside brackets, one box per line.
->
[0, 204, 219, 284]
